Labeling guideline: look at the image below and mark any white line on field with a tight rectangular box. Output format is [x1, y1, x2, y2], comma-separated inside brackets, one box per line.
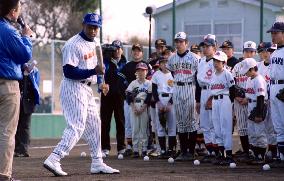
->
[30, 142, 117, 149]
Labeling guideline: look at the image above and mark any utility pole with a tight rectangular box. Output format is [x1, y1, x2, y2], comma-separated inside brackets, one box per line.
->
[260, 0, 263, 42]
[99, 0, 103, 43]
[172, 0, 176, 46]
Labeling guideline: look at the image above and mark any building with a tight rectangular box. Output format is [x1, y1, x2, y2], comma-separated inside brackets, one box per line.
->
[153, 0, 284, 51]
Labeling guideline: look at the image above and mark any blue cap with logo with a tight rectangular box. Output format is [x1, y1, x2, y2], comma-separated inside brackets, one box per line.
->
[83, 13, 102, 27]
[112, 40, 123, 49]
[267, 22, 284, 33]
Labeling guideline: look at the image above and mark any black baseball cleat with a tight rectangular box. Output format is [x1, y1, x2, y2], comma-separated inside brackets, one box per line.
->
[221, 156, 236, 166]
[212, 155, 225, 165]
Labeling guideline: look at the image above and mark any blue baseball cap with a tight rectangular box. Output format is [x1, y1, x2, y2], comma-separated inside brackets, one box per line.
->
[83, 13, 102, 27]
[267, 22, 284, 33]
[112, 40, 123, 49]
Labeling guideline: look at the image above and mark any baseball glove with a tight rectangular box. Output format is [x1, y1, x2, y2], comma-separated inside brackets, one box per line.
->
[159, 111, 167, 129]
[248, 104, 267, 122]
[276, 88, 284, 102]
[205, 96, 213, 110]
[234, 85, 246, 98]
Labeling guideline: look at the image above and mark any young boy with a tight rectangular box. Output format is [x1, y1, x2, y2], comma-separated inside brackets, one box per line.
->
[126, 62, 152, 158]
[152, 57, 176, 159]
[232, 41, 257, 162]
[240, 58, 267, 164]
[209, 51, 235, 165]
[257, 42, 278, 162]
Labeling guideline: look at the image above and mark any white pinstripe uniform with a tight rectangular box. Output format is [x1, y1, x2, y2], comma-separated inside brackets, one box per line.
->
[52, 34, 103, 163]
[167, 51, 198, 133]
[257, 61, 277, 146]
[126, 79, 152, 153]
[152, 70, 176, 137]
[232, 62, 249, 136]
[197, 57, 215, 144]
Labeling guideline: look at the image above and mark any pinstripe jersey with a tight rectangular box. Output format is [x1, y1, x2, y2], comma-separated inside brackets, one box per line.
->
[197, 57, 215, 87]
[232, 61, 248, 89]
[62, 34, 100, 84]
[167, 51, 198, 83]
[126, 79, 152, 101]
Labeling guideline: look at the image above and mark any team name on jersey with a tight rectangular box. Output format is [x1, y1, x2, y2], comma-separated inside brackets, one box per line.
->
[271, 57, 284, 65]
[83, 50, 96, 60]
[133, 87, 149, 94]
[173, 62, 192, 73]
[246, 87, 264, 94]
[235, 76, 248, 83]
[211, 83, 225, 90]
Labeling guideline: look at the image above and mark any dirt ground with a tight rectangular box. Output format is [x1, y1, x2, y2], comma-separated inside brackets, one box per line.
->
[12, 138, 284, 181]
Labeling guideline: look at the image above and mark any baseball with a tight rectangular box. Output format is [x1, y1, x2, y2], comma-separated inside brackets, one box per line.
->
[262, 164, 271, 171]
[80, 152, 86, 157]
[193, 159, 200, 165]
[143, 156, 150, 161]
[168, 157, 174, 164]
[117, 154, 124, 160]
[229, 162, 237, 168]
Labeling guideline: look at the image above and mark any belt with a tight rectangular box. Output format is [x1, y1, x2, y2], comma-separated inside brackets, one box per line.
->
[247, 98, 257, 103]
[80, 81, 91, 86]
[161, 93, 170, 97]
[202, 85, 210, 90]
[213, 94, 227, 100]
[176, 82, 192, 86]
[270, 80, 284, 85]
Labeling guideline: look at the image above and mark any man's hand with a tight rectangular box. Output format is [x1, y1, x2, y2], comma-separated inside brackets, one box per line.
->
[22, 25, 34, 37]
[99, 83, 109, 96]
[95, 65, 104, 75]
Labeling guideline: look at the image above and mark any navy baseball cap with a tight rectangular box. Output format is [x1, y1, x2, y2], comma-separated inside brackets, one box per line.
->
[155, 39, 166, 47]
[199, 34, 217, 46]
[190, 44, 201, 52]
[83, 13, 102, 27]
[111, 40, 123, 49]
[267, 22, 284, 33]
[257, 42, 272, 53]
[136, 62, 148, 70]
[220, 40, 234, 48]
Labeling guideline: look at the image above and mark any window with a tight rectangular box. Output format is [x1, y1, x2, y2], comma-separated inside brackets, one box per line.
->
[184, 21, 243, 51]
[199, 1, 209, 8]
[217, 0, 228, 7]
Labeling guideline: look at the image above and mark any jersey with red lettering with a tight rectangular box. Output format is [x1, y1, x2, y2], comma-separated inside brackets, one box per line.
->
[210, 69, 235, 96]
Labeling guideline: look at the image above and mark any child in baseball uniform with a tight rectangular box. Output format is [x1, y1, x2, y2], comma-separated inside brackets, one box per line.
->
[152, 57, 176, 159]
[209, 51, 236, 165]
[232, 41, 257, 162]
[126, 62, 152, 158]
[257, 42, 278, 162]
[197, 34, 218, 162]
[240, 58, 268, 164]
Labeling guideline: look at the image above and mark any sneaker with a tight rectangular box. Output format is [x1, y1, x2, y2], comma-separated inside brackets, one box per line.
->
[221, 156, 235, 166]
[91, 162, 120, 174]
[175, 152, 187, 162]
[132, 152, 139, 158]
[175, 152, 195, 162]
[43, 155, 67, 176]
[269, 158, 284, 168]
[200, 154, 215, 163]
[14, 152, 29, 157]
[102, 149, 110, 157]
[212, 155, 225, 165]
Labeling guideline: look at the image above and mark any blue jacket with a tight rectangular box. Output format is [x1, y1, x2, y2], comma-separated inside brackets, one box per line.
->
[28, 68, 40, 105]
[0, 17, 33, 80]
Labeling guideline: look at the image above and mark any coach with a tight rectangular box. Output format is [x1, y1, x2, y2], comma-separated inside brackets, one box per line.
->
[0, 0, 33, 180]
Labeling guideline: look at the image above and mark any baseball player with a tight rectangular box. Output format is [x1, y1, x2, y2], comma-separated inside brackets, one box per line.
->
[196, 34, 218, 162]
[232, 41, 257, 162]
[267, 22, 284, 168]
[257, 42, 278, 162]
[167, 32, 198, 161]
[43, 13, 119, 176]
[240, 58, 267, 164]
[209, 51, 235, 165]
[126, 62, 152, 158]
[219, 40, 240, 70]
[152, 57, 176, 158]
[190, 44, 202, 60]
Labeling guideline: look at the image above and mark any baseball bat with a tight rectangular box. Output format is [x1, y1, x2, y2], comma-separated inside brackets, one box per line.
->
[96, 45, 108, 95]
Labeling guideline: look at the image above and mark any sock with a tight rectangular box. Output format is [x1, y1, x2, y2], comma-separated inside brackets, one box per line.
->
[188, 131, 197, 154]
[219, 146, 225, 157]
[226, 150, 233, 157]
[212, 144, 219, 156]
[240, 135, 250, 154]
[168, 136, 177, 151]
[158, 136, 166, 151]
[205, 143, 213, 154]
[178, 133, 188, 153]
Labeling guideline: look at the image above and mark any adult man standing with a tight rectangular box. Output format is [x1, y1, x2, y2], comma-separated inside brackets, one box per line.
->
[43, 13, 119, 176]
[219, 40, 240, 70]
[167, 32, 198, 161]
[100, 40, 127, 157]
[267, 22, 284, 167]
[0, 0, 33, 180]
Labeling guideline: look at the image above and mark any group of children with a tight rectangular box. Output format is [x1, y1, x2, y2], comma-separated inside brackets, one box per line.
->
[116, 23, 284, 168]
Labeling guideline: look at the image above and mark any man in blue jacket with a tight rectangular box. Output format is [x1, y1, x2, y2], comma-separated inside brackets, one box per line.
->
[0, 0, 33, 180]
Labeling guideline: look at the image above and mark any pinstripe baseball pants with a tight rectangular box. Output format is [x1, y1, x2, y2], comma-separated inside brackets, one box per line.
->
[173, 84, 196, 133]
[234, 100, 248, 136]
[53, 79, 103, 163]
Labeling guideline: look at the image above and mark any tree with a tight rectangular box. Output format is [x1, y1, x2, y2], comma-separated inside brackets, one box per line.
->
[22, 0, 98, 43]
